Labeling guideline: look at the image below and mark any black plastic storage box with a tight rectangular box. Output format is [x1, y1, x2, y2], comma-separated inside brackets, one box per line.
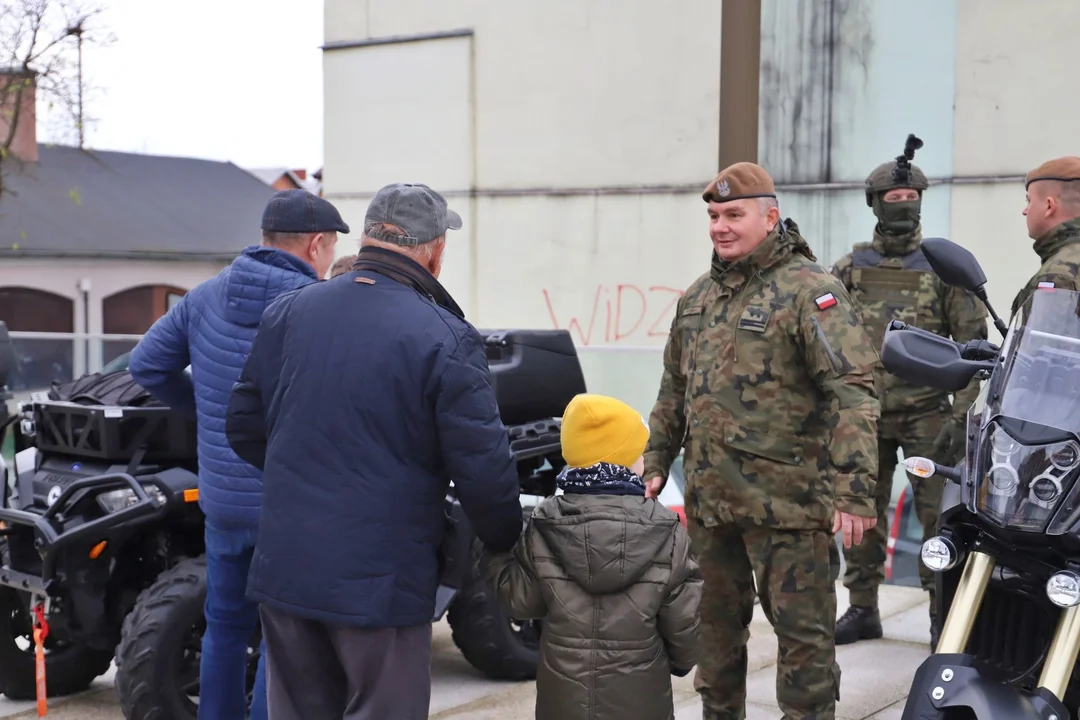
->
[480, 329, 587, 425]
[29, 401, 197, 463]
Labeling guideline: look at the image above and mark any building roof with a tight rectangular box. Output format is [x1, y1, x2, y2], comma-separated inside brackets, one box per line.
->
[0, 145, 280, 261]
[247, 166, 321, 194]
[247, 166, 304, 187]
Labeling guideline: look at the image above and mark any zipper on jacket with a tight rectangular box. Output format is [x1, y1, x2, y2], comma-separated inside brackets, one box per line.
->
[810, 316, 842, 372]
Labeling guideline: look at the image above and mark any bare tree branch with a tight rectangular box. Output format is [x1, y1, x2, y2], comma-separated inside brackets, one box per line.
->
[0, 0, 113, 201]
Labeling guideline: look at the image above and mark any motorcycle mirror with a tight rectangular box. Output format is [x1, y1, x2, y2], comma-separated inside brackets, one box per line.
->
[921, 238, 1009, 338]
[920, 238, 987, 292]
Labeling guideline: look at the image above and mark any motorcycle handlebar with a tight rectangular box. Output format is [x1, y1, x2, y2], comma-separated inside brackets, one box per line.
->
[886, 321, 1000, 362]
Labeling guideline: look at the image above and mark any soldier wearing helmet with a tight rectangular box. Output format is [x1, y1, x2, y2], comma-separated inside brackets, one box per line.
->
[829, 135, 988, 652]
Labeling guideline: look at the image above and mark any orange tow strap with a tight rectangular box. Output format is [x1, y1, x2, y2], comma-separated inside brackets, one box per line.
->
[32, 603, 47, 716]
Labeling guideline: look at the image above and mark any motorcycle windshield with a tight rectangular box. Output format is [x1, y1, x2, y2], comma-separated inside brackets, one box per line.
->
[976, 287, 1080, 532]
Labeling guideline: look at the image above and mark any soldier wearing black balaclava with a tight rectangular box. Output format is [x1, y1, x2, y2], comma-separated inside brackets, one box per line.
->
[828, 135, 989, 652]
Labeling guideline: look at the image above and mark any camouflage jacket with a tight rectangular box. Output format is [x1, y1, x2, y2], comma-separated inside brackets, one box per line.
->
[830, 228, 988, 421]
[643, 219, 881, 529]
[1011, 217, 1080, 320]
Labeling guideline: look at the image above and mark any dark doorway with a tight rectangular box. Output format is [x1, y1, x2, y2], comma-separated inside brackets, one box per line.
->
[102, 284, 188, 365]
[0, 287, 75, 391]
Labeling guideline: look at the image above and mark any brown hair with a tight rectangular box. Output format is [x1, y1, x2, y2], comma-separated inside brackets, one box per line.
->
[330, 254, 357, 278]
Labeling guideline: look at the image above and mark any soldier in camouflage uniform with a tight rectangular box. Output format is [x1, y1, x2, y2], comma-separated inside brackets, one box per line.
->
[643, 162, 881, 720]
[1012, 156, 1080, 318]
[829, 137, 988, 652]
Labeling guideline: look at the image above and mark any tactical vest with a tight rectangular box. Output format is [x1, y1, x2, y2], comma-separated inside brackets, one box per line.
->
[848, 242, 948, 414]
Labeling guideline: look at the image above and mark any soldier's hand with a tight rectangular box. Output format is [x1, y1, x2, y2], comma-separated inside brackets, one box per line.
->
[832, 510, 877, 549]
[644, 475, 665, 499]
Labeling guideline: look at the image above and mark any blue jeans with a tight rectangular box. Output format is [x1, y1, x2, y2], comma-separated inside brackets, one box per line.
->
[200, 520, 267, 720]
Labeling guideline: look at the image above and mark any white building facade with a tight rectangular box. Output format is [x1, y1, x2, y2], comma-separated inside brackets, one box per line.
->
[321, 0, 1077, 416]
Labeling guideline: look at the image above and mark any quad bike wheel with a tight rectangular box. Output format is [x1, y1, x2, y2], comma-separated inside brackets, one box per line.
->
[114, 556, 261, 720]
[0, 585, 113, 700]
[447, 514, 541, 681]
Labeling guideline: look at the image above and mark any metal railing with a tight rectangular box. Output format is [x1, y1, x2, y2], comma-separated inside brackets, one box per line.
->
[3, 332, 669, 415]
[6, 332, 144, 399]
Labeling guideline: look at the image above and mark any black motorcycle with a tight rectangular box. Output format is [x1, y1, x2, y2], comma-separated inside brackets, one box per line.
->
[881, 237, 1080, 719]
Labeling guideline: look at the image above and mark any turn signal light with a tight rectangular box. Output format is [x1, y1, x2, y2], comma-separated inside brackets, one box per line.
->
[89, 540, 107, 560]
[904, 456, 937, 479]
[183, 489, 199, 503]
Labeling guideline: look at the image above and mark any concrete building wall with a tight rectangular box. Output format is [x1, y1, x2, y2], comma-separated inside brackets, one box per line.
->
[948, 0, 1080, 320]
[760, 0, 958, 268]
[322, 0, 1080, 415]
[322, 0, 727, 413]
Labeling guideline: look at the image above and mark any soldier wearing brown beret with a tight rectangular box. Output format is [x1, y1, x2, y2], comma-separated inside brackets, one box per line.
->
[644, 161, 882, 720]
[1013, 156, 1080, 318]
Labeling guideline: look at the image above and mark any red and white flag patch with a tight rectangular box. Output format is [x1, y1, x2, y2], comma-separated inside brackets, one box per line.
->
[1038, 281, 1056, 290]
[815, 293, 837, 310]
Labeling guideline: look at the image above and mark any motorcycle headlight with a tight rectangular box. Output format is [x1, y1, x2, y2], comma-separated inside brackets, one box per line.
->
[975, 423, 1080, 532]
[921, 536, 960, 573]
[1048, 571, 1080, 608]
[97, 484, 167, 514]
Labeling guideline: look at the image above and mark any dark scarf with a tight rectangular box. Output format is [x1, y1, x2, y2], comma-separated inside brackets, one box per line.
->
[872, 225, 922, 257]
[556, 462, 646, 497]
[352, 245, 465, 319]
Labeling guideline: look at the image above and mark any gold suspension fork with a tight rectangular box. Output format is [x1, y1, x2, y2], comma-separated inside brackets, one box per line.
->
[1037, 606, 1080, 702]
[936, 551, 996, 655]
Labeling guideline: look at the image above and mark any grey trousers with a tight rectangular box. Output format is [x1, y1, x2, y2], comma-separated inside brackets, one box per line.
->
[259, 605, 432, 720]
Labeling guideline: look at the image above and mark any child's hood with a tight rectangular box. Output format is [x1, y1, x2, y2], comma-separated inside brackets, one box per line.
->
[531, 494, 680, 594]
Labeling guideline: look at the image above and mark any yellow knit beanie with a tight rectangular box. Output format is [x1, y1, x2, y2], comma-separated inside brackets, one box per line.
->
[560, 393, 650, 469]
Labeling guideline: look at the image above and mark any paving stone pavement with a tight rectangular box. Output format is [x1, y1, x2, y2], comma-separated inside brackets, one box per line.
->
[0, 583, 929, 719]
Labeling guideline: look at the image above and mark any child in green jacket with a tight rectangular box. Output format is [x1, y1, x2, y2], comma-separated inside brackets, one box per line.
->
[482, 393, 702, 720]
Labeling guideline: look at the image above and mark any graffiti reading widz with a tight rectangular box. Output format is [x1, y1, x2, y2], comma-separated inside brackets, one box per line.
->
[542, 284, 684, 346]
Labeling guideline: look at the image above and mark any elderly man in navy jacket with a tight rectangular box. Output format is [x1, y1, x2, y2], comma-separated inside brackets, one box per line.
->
[226, 183, 523, 720]
[128, 189, 347, 720]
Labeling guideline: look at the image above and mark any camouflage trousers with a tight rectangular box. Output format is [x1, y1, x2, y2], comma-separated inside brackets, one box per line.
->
[687, 516, 841, 720]
[842, 411, 947, 615]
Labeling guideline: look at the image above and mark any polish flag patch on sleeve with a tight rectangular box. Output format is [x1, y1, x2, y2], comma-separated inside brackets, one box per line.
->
[814, 292, 838, 310]
[1038, 281, 1056, 289]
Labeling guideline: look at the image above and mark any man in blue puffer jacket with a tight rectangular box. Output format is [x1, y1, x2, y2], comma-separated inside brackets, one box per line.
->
[128, 188, 348, 720]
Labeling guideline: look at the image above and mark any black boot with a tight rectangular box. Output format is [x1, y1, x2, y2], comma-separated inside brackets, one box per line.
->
[835, 605, 883, 645]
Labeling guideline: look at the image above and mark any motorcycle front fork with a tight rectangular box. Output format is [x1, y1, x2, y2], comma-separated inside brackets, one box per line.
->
[937, 551, 1080, 703]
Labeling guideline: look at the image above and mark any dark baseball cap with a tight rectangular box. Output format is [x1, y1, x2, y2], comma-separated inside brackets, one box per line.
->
[261, 189, 351, 234]
[363, 183, 462, 246]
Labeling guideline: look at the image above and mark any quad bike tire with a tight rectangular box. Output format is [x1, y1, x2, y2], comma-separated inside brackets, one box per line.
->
[114, 556, 210, 720]
[0, 584, 113, 700]
[447, 533, 541, 681]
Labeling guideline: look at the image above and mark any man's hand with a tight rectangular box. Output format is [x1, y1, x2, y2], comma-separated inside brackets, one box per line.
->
[832, 509, 877, 549]
[645, 475, 665, 499]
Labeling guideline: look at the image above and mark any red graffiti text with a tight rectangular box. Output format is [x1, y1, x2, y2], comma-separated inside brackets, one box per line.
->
[541, 284, 684, 346]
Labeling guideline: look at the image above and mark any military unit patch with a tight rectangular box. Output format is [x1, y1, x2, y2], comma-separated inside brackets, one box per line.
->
[737, 306, 772, 333]
[814, 293, 837, 310]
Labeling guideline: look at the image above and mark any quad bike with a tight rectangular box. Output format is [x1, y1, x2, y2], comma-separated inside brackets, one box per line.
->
[881, 237, 1080, 719]
[0, 326, 585, 719]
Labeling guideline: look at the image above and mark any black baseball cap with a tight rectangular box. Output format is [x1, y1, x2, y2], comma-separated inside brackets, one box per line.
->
[261, 189, 350, 234]
[364, 183, 462, 246]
